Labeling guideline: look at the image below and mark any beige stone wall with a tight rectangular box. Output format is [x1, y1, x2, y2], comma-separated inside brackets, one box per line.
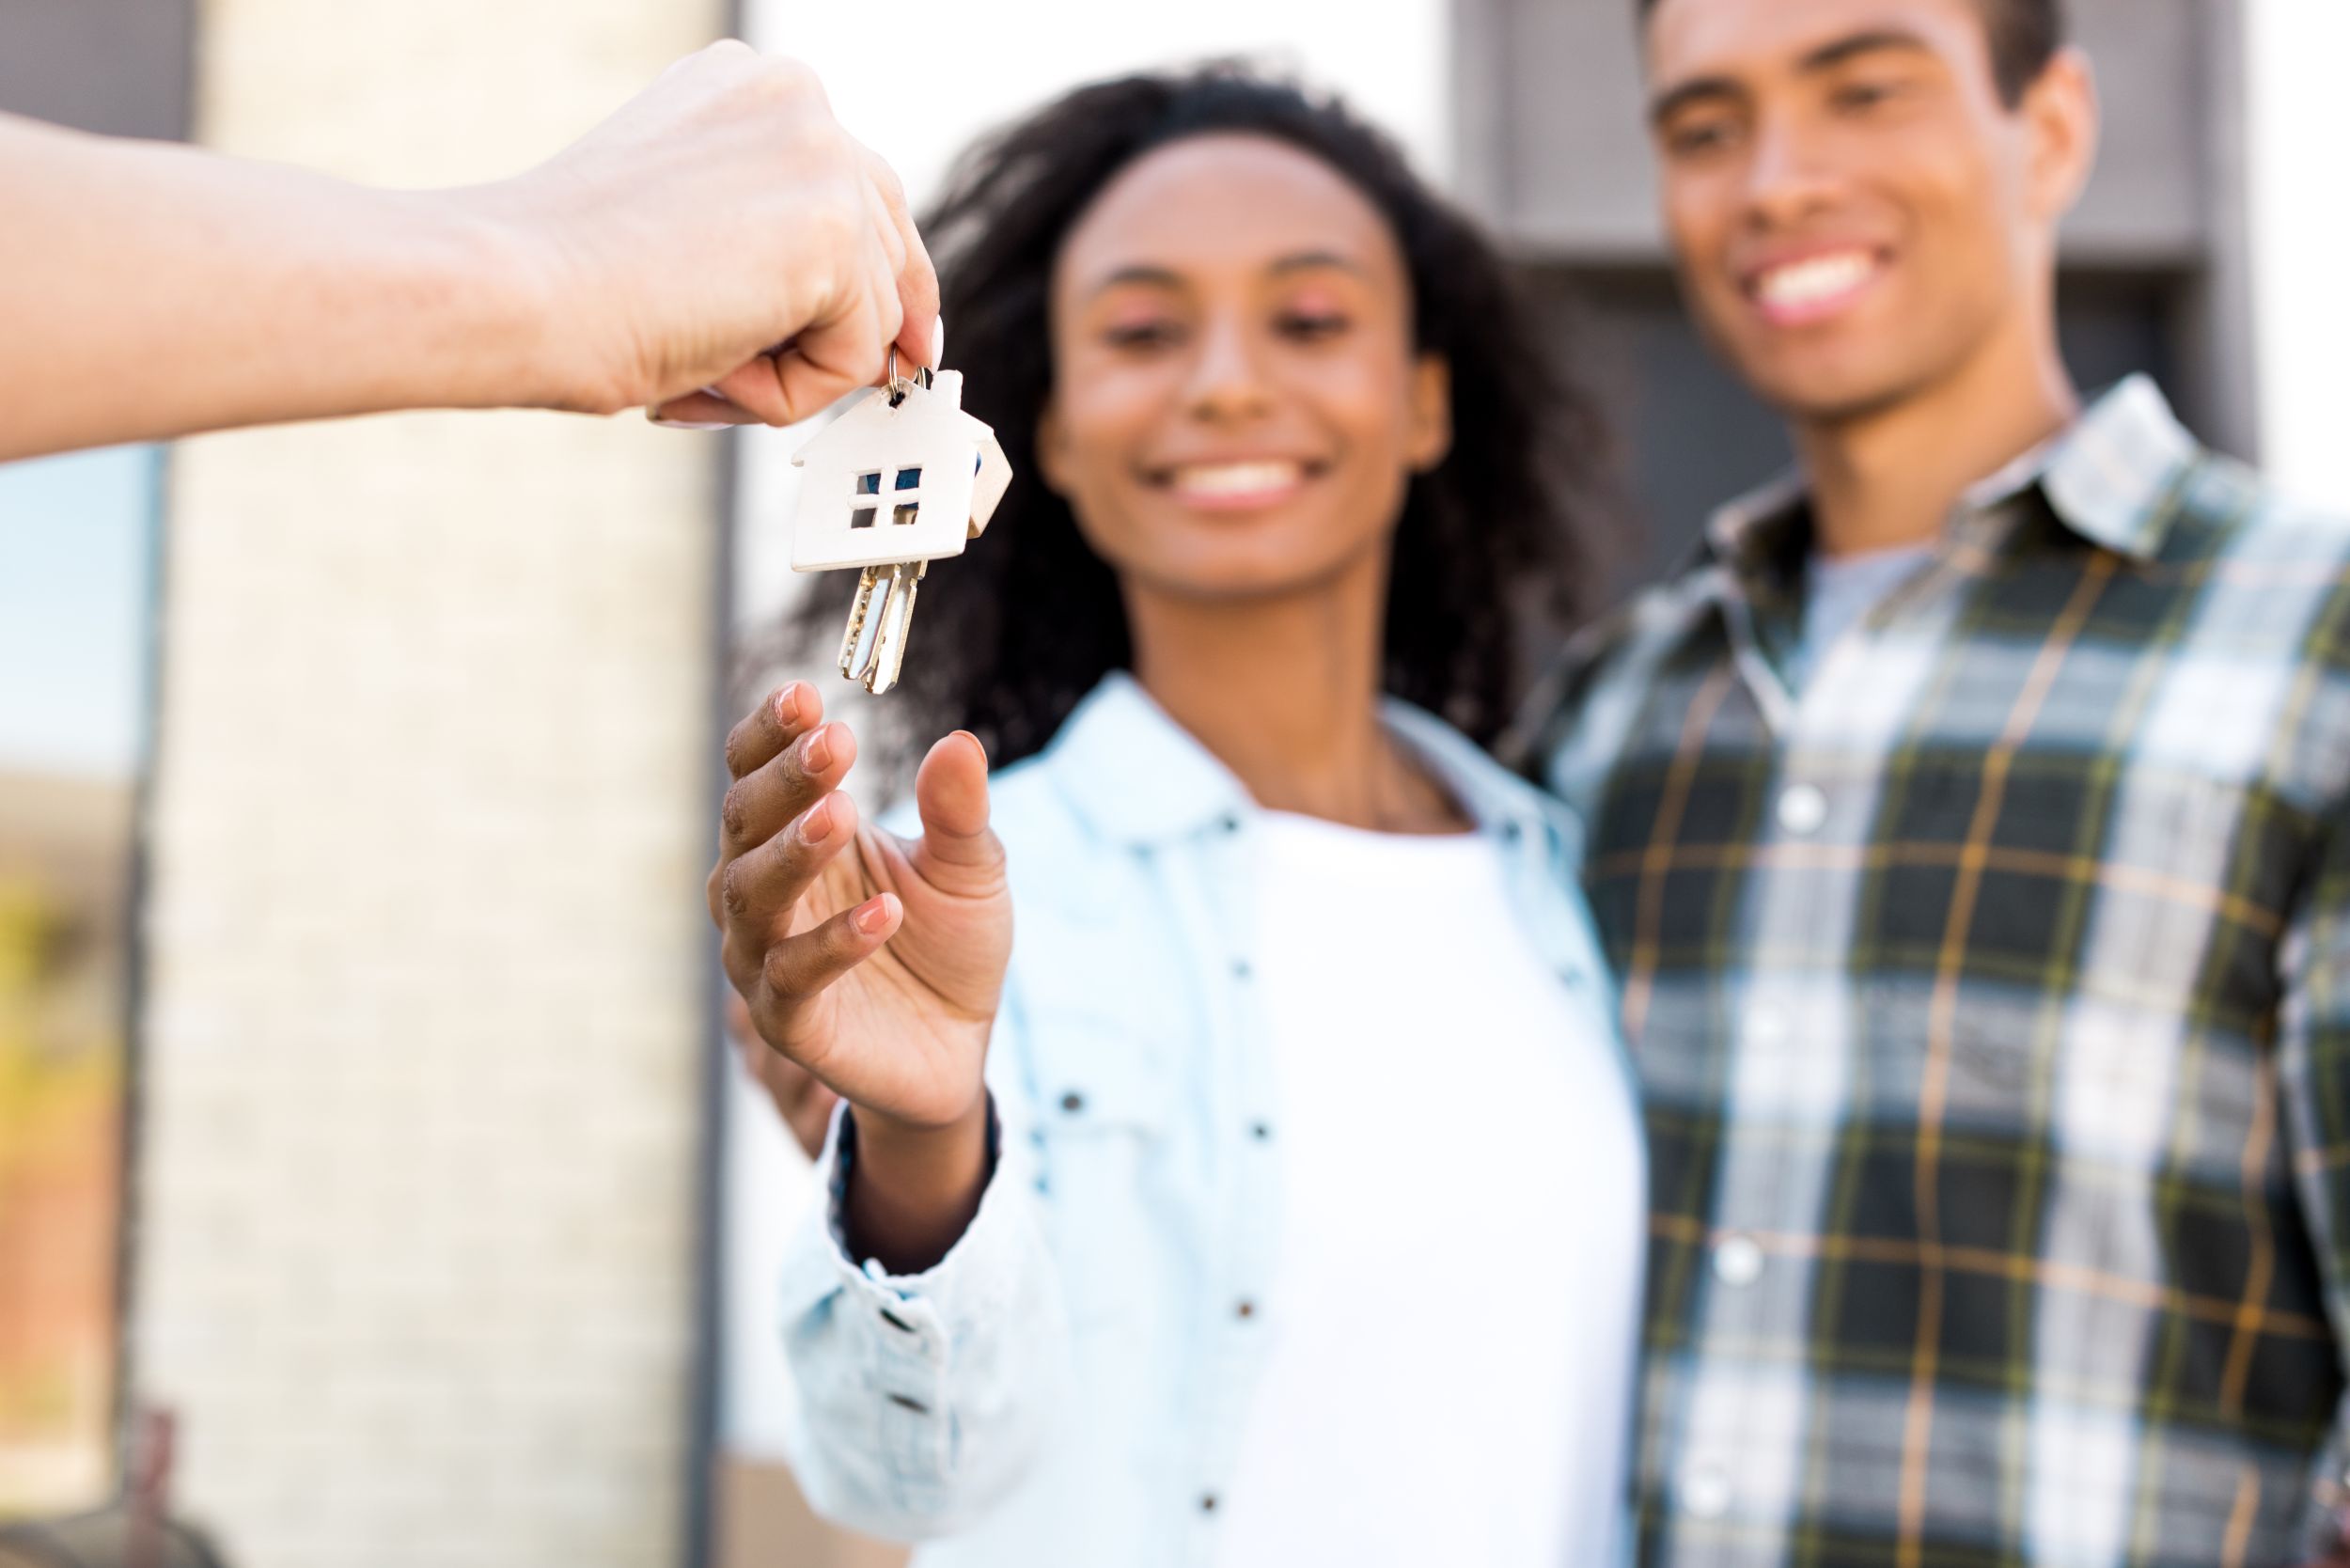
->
[133, 4, 725, 1563]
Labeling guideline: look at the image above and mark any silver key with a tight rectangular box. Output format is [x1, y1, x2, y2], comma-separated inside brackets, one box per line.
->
[837, 560, 927, 696]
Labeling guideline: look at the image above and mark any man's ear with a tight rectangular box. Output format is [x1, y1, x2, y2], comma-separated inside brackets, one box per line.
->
[1407, 353, 1452, 473]
[2021, 45, 2100, 225]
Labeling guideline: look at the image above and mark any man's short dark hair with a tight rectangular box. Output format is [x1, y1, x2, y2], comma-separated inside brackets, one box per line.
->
[1636, 0, 2065, 107]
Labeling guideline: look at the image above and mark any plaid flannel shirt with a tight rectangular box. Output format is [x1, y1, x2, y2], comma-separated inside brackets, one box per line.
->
[1533, 377, 2350, 1567]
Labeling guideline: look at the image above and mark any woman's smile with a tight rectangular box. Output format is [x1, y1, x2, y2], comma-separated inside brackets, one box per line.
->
[1146, 454, 1334, 512]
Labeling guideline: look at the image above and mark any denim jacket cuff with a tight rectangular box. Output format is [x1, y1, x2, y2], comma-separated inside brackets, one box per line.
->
[788, 1095, 1024, 1364]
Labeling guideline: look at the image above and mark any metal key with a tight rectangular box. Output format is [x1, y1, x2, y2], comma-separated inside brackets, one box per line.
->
[837, 559, 927, 696]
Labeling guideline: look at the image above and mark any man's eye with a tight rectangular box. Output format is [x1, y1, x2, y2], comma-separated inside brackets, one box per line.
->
[1666, 119, 1739, 157]
[1832, 79, 1907, 113]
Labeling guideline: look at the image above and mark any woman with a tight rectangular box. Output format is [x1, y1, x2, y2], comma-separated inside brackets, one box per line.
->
[711, 68, 1640, 1567]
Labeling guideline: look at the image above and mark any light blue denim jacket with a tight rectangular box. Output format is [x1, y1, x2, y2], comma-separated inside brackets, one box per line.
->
[776, 673, 1637, 1568]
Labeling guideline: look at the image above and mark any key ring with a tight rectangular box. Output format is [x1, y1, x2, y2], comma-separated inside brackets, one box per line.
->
[885, 347, 933, 406]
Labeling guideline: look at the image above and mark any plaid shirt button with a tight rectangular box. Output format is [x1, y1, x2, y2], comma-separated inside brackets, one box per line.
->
[1776, 783, 1828, 836]
[1746, 1006, 1788, 1044]
[1714, 1233, 1765, 1286]
[1683, 1468, 1732, 1520]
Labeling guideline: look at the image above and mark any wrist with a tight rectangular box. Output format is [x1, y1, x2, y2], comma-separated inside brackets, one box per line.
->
[850, 1091, 992, 1198]
[437, 177, 614, 415]
[843, 1093, 993, 1277]
[854, 1085, 991, 1149]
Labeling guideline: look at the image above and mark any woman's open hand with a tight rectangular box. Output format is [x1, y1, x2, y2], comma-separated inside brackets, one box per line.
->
[709, 682, 1010, 1139]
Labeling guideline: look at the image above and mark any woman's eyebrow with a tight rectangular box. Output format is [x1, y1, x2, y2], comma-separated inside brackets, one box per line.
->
[1083, 264, 1184, 300]
[1268, 249, 1368, 277]
[1082, 250, 1367, 300]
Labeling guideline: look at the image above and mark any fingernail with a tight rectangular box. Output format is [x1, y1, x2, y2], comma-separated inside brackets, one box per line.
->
[803, 725, 834, 773]
[801, 796, 836, 843]
[854, 895, 895, 934]
[776, 684, 802, 726]
[931, 317, 947, 368]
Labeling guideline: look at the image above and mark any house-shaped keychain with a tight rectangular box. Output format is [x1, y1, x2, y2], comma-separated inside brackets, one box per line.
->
[790, 369, 1011, 573]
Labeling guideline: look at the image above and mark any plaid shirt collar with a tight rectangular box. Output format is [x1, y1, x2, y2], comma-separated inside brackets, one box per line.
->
[1697, 373, 2199, 596]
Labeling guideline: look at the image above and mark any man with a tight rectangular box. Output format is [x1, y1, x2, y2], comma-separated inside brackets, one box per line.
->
[0, 39, 938, 463]
[1529, 0, 2350, 1561]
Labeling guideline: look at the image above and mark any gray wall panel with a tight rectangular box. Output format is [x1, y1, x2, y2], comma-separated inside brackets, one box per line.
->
[0, 0, 193, 141]
[1464, 0, 2212, 265]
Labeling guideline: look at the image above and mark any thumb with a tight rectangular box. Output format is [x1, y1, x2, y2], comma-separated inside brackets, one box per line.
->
[910, 730, 1001, 889]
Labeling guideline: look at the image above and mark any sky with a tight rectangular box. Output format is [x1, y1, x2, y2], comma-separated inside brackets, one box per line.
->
[2248, 0, 2350, 511]
[0, 445, 158, 781]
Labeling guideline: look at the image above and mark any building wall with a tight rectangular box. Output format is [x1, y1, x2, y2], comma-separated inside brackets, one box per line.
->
[130, 2, 725, 1562]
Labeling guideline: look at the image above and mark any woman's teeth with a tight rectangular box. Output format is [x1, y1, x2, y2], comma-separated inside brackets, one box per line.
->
[1170, 461, 1305, 500]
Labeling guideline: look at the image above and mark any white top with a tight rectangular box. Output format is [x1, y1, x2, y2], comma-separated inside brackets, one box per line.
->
[1214, 812, 1645, 1568]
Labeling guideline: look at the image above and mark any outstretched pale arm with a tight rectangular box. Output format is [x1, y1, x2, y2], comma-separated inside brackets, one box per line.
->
[0, 42, 938, 462]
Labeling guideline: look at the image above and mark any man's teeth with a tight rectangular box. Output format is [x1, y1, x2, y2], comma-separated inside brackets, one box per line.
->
[1172, 462, 1303, 497]
[1757, 252, 1876, 310]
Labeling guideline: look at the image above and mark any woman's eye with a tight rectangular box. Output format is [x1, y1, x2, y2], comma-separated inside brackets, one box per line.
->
[1104, 321, 1183, 351]
[1277, 312, 1350, 342]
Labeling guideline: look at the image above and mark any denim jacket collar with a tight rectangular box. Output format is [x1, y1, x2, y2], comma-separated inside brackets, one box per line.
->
[1039, 672, 1569, 855]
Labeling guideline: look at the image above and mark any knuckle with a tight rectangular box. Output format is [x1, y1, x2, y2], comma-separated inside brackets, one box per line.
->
[720, 779, 754, 841]
[865, 151, 908, 206]
[822, 910, 866, 957]
[807, 189, 862, 253]
[760, 57, 832, 122]
[718, 858, 757, 919]
[765, 54, 820, 93]
[719, 930, 758, 991]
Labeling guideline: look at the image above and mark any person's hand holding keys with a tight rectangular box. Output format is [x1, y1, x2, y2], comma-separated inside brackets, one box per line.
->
[1, 41, 940, 459]
[556, 41, 943, 428]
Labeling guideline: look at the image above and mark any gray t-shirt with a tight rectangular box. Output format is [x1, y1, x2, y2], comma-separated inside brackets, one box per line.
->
[1796, 543, 1934, 685]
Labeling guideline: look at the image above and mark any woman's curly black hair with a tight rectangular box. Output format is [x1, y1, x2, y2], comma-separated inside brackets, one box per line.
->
[781, 63, 1617, 768]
